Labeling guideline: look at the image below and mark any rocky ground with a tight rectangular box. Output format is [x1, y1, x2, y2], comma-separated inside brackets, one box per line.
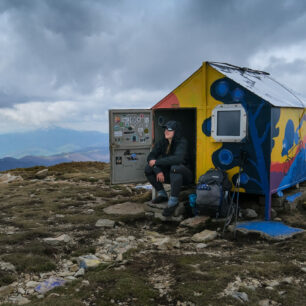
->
[0, 162, 305, 306]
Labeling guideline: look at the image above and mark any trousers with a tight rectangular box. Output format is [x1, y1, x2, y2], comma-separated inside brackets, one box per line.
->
[144, 164, 193, 197]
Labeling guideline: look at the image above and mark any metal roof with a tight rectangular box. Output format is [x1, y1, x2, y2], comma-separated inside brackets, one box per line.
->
[209, 62, 306, 108]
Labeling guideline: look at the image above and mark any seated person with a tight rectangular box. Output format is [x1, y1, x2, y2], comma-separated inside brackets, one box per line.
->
[144, 120, 193, 217]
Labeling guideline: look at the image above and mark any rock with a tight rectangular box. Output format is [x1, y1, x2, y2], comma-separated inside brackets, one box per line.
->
[17, 288, 25, 295]
[116, 253, 123, 261]
[95, 219, 115, 228]
[0, 284, 15, 297]
[0, 261, 16, 272]
[99, 254, 113, 262]
[242, 208, 258, 219]
[75, 268, 85, 277]
[258, 299, 278, 306]
[154, 212, 183, 222]
[192, 230, 217, 243]
[9, 295, 30, 305]
[104, 202, 145, 215]
[144, 202, 167, 213]
[35, 169, 49, 179]
[26, 281, 40, 288]
[82, 280, 90, 286]
[69, 264, 79, 272]
[64, 276, 77, 282]
[58, 271, 74, 277]
[281, 277, 294, 284]
[180, 216, 210, 228]
[153, 236, 181, 250]
[43, 234, 73, 245]
[271, 208, 277, 219]
[231, 291, 249, 303]
[0, 173, 23, 184]
[79, 254, 101, 268]
[264, 280, 279, 287]
[196, 243, 207, 249]
[301, 267, 306, 273]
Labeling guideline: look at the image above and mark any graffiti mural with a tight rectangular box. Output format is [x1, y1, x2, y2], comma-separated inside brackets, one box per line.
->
[202, 77, 277, 201]
[270, 110, 306, 192]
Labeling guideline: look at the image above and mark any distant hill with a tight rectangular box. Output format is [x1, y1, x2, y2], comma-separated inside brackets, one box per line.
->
[0, 147, 109, 171]
[0, 128, 109, 158]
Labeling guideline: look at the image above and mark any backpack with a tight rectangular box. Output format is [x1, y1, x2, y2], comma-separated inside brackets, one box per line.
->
[195, 168, 232, 218]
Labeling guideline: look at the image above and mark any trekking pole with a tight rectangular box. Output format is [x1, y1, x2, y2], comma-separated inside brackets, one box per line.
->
[222, 150, 247, 237]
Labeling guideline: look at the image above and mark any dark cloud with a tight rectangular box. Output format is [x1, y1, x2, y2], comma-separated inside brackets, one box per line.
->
[0, 0, 305, 109]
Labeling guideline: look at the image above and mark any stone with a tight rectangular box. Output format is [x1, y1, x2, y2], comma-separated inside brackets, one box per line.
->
[79, 254, 101, 268]
[64, 276, 77, 281]
[75, 268, 85, 277]
[153, 236, 181, 250]
[281, 277, 293, 284]
[154, 212, 183, 222]
[144, 202, 167, 213]
[26, 281, 39, 288]
[95, 219, 115, 228]
[58, 271, 74, 277]
[104, 202, 145, 215]
[69, 264, 79, 272]
[258, 299, 278, 306]
[301, 267, 306, 273]
[242, 208, 258, 219]
[99, 254, 113, 262]
[35, 169, 49, 179]
[0, 284, 15, 297]
[0, 260, 16, 272]
[231, 291, 249, 303]
[82, 280, 90, 286]
[9, 295, 30, 305]
[180, 216, 210, 228]
[43, 234, 73, 245]
[116, 253, 123, 261]
[271, 208, 277, 219]
[196, 243, 207, 249]
[264, 280, 279, 287]
[0, 173, 23, 184]
[17, 288, 25, 295]
[192, 230, 217, 243]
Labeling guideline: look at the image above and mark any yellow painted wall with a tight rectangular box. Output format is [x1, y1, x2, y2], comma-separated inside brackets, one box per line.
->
[271, 108, 305, 164]
[172, 62, 239, 182]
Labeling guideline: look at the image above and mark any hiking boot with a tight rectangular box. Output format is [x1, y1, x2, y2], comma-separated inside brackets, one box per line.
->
[162, 205, 177, 217]
[152, 195, 168, 204]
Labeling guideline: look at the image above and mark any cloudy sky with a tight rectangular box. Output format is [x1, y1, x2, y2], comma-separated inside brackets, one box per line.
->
[0, 0, 305, 134]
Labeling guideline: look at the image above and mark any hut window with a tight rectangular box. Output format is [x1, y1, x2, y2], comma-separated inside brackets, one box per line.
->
[211, 104, 247, 142]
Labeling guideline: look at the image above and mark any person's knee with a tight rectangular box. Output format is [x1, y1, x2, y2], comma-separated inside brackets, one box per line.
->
[170, 165, 180, 173]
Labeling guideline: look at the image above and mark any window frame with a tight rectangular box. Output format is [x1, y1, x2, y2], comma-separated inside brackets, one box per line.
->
[211, 103, 247, 142]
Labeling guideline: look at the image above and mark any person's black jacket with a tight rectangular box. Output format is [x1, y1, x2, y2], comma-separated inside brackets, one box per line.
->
[147, 123, 190, 174]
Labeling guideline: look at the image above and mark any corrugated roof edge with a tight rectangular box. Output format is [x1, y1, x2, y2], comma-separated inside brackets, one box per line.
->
[208, 61, 306, 108]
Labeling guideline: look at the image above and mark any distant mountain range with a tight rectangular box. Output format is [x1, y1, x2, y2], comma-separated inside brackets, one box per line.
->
[0, 128, 110, 171]
[0, 127, 109, 158]
[0, 146, 109, 171]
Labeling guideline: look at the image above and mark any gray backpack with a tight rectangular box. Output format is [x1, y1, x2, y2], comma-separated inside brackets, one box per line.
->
[195, 168, 231, 218]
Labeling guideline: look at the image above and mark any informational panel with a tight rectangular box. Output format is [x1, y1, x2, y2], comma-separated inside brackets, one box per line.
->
[109, 109, 152, 184]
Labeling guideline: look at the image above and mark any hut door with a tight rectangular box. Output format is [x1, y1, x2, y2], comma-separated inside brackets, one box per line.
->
[109, 109, 153, 184]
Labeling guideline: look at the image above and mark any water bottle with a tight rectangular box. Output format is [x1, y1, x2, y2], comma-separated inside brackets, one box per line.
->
[188, 193, 197, 216]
